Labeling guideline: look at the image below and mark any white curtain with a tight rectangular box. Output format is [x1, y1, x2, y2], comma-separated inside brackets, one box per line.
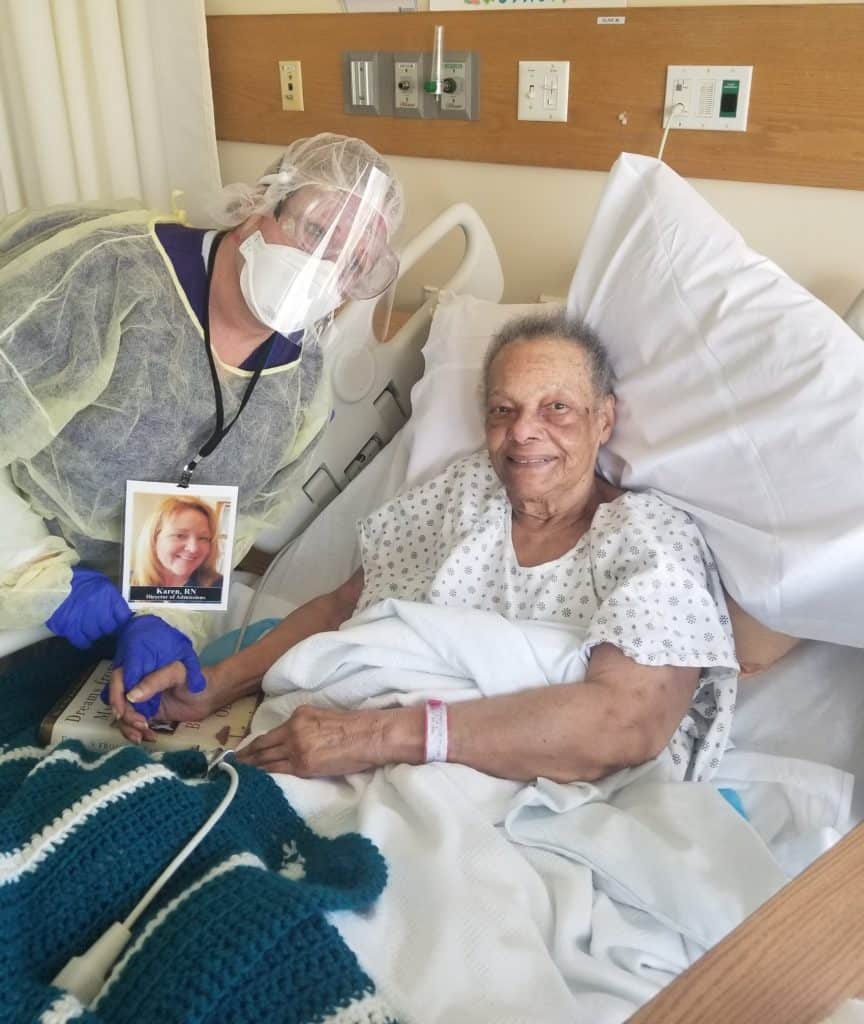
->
[0, 0, 221, 219]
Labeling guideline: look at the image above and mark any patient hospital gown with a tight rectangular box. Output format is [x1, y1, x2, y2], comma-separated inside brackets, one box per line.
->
[358, 451, 739, 781]
[0, 206, 330, 641]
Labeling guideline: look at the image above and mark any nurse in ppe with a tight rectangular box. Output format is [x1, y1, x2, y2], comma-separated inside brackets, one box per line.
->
[0, 132, 403, 714]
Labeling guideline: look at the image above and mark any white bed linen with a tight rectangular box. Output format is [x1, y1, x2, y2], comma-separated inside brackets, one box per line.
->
[250, 599, 793, 1024]
[258, 599, 590, 711]
[241, 430, 860, 1021]
[729, 640, 864, 826]
[268, 765, 792, 1024]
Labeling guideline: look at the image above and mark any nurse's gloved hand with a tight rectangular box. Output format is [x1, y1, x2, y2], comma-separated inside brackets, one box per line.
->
[108, 615, 206, 719]
[46, 566, 133, 649]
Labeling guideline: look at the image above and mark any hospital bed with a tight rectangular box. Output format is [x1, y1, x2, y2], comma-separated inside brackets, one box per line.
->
[227, 172, 864, 1021]
[4, 170, 864, 1023]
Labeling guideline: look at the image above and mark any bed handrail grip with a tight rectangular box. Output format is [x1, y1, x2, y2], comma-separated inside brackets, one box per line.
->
[396, 202, 504, 304]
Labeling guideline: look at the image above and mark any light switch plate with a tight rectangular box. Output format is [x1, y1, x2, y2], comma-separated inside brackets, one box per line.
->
[517, 60, 569, 122]
[279, 60, 303, 112]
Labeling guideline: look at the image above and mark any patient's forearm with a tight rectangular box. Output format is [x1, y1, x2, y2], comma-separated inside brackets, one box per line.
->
[213, 604, 335, 692]
[385, 646, 699, 783]
[386, 684, 641, 782]
[236, 643, 699, 783]
[448, 683, 651, 782]
[213, 571, 363, 697]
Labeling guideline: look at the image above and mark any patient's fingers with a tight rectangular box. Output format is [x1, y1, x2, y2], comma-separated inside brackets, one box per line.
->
[108, 676, 158, 744]
[235, 725, 298, 771]
[108, 663, 154, 718]
[108, 666, 128, 719]
[235, 707, 383, 777]
[236, 749, 295, 773]
[240, 729, 285, 753]
[125, 660, 188, 704]
[116, 699, 157, 741]
[235, 733, 287, 764]
[240, 756, 296, 775]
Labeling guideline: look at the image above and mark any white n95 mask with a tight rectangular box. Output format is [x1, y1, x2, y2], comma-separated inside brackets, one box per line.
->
[238, 231, 343, 336]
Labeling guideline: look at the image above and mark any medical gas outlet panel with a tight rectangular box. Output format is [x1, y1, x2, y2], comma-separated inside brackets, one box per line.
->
[342, 51, 479, 120]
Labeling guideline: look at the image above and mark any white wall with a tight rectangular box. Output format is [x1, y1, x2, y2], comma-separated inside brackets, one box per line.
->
[219, 139, 864, 315]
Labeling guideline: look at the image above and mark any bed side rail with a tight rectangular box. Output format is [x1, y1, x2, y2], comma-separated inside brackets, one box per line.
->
[253, 202, 503, 554]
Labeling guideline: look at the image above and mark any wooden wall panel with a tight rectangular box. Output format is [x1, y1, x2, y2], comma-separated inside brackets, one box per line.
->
[207, 7, 864, 190]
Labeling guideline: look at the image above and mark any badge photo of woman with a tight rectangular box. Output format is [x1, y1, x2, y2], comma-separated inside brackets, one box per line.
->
[130, 495, 224, 599]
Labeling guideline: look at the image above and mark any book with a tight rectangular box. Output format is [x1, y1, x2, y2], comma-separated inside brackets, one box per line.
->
[38, 660, 259, 754]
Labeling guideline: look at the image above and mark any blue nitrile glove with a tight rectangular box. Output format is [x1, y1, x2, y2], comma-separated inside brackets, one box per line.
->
[107, 614, 207, 719]
[46, 566, 134, 649]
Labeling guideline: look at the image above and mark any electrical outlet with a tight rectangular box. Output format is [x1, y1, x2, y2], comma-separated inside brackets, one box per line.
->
[663, 65, 753, 131]
[279, 60, 304, 112]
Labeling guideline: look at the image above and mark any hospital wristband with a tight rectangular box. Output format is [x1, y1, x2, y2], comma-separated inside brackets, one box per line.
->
[424, 699, 449, 763]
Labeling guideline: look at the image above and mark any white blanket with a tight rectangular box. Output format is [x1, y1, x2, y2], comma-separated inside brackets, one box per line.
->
[260, 597, 590, 712]
[250, 601, 823, 1023]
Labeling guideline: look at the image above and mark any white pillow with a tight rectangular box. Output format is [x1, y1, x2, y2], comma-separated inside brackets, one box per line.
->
[846, 289, 864, 340]
[403, 296, 557, 487]
[568, 153, 864, 647]
[405, 156, 864, 648]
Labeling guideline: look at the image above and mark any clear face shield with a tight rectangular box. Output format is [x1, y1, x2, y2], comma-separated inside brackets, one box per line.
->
[238, 165, 399, 338]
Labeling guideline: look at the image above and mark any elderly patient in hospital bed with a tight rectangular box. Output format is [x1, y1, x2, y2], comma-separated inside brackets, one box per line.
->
[109, 308, 740, 789]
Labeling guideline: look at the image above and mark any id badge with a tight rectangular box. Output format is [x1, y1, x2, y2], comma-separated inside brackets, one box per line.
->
[122, 480, 238, 613]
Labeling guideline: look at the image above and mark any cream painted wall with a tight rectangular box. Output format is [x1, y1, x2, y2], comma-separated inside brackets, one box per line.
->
[219, 140, 864, 315]
[209, 1, 864, 314]
[205, 1, 859, 11]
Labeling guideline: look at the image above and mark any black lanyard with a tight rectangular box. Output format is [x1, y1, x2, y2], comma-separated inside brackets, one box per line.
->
[179, 232, 277, 488]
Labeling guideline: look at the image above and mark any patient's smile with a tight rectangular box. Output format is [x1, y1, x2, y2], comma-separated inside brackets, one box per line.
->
[508, 455, 554, 465]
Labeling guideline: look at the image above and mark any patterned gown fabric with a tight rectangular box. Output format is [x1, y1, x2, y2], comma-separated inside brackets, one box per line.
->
[358, 451, 739, 781]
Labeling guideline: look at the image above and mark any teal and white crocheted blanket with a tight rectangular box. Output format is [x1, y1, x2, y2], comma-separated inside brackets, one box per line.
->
[0, 645, 399, 1024]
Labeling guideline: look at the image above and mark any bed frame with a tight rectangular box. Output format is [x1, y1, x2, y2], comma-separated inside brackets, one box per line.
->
[251, 201, 503, 556]
[632, 822, 864, 1023]
[2, 201, 861, 1023]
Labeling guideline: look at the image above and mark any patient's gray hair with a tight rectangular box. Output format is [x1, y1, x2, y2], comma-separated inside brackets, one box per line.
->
[482, 310, 615, 404]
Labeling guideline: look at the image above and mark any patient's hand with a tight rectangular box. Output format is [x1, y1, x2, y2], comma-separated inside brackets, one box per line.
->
[235, 705, 395, 777]
[110, 662, 217, 744]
